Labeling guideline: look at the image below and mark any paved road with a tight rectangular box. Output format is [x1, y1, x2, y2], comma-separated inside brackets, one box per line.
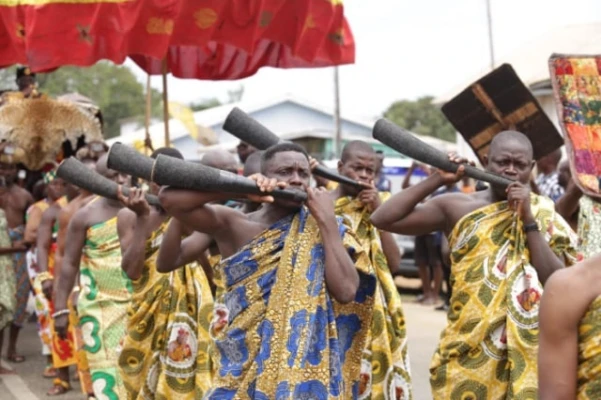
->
[0, 294, 446, 399]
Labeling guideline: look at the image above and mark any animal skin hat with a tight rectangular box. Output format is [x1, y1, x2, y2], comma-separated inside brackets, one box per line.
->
[0, 97, 103, 170]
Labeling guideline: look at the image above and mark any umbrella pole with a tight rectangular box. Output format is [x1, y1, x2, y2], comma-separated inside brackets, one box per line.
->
[162, 59, 170, 147]
[145, 74, 152, 155]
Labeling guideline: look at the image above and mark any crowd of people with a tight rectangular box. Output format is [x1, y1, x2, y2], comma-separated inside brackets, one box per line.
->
[0, 68, 599, 400]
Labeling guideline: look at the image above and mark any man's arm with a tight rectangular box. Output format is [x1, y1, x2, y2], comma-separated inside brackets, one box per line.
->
[401, 163, 417, 190]
[507, 182, 566, 285]
[357, 185, 402, 274]
[538, 269, 584, 399]
[36, 208, 54, 274]
[159, 175, 276, 235]
[307, 186, 359, 304]
[556, 180, 582, 221]
[54, 208, 71, 272]
[23, 205, 42, 245]
[53, 210, 87, 338]
[371, 172, 453, 236]
[380, 231, 402, 275]
[156, 219, 213, 273]
[159, 188, 238, 234]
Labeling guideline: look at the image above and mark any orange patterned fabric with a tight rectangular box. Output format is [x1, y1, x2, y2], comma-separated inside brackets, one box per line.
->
[0, 0, 354, 79]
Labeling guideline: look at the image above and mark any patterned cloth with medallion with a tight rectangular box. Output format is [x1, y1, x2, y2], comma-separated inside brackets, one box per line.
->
[118, 220, 214, 399]
[207, 208, 376, 399]
[430, 195, 577, 399]
[335, 193, 413, 400]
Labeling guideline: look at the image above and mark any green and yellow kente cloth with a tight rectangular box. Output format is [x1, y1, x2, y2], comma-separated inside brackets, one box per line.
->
[206, 208, 376, 399]
[430, 195, 577, 399]
[578, 294, 601, 399]
[335, 193, 412, 399]
[119, 220, 214, 399]
[77, 214, 132, 400]
[0, 209, 15, 331]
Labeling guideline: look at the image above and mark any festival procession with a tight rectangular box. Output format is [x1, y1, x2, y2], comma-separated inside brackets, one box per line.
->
[0, 0, 599, 399]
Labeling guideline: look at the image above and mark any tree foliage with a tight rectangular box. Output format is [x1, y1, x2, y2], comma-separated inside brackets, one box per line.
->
[0, 63, 163, 138]
[190, 98, 221, 112]
[384, 96, 456, 142]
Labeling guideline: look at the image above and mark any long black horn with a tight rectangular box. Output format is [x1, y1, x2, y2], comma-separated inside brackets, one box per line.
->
[372, 119, 513, 188]
[151, 154, 307, 202]
[107, 142, 154, 180]
[57, 157, 161, 207]
[224, 107, 364, 190]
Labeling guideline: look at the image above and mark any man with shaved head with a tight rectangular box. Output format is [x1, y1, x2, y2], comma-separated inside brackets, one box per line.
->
[201, 148, 238, 174]
[322, 140, 412, 399]
[372, 131, 578, 399]
[54, 153, 131, 399]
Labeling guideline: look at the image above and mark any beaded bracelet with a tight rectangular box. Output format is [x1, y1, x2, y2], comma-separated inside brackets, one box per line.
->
[51, 309, 70, 319]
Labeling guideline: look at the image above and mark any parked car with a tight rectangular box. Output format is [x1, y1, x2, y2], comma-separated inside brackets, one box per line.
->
[394, 234, 418, 278]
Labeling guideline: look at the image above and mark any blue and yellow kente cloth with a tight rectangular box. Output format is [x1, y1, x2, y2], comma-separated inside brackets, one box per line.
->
[430, 195, 578, 399]
[335, 193, 413, 399]
[206, 207, 376, 399]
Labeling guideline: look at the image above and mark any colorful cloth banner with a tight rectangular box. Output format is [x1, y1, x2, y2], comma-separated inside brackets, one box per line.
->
[550, 54, 601, 199]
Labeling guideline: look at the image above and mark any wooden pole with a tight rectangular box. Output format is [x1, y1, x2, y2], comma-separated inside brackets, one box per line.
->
[485, 0, 495, 70]
[162, 59, 170, 147]
[144, 74, 152, 155]
[333, 66, 342, 158]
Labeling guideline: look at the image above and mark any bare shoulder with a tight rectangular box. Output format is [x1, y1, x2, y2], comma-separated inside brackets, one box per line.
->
[544, 261, 601, 318]
[12, 185, 32, 206]
[117, 207, 135, 221]
[70, 203, 91, 229]
[431, 191, 487, 226]
[212, 203, 248, 222]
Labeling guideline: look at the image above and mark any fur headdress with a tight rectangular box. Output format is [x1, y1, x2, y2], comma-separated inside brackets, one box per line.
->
[0, 97, 103, 170]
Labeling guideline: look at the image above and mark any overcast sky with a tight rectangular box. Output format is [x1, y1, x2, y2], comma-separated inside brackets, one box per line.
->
[125, 0, 601, 120]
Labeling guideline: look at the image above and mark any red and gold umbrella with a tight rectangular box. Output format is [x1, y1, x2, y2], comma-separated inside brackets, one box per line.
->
[0, 0, 354, 78]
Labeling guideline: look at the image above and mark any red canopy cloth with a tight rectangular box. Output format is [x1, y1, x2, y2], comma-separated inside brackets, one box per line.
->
[0, 0, 354, 79]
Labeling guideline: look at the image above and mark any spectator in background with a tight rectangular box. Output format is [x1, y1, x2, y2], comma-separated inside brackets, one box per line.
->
[535, 148, 564, 202]
[375, 150, 392, 192]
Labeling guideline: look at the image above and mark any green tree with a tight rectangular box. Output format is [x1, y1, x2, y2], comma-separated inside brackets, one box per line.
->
[384, 96, 456, 142]
[1, 63, 163, 138]
[190, 98, 221, 112]
[0, 66, 17, 89]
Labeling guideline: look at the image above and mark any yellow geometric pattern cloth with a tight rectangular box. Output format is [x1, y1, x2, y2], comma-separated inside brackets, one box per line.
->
[578, 295, 601, 399]
[335, 193, 412, 399]
[119, 220, 214, 399]
[430, 195, 578, 399]
[207, 208, 376, 399]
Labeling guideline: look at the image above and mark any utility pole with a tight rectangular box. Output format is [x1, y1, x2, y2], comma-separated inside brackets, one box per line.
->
[333, 66, 342, 158]
[485, 0, 495, 70]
